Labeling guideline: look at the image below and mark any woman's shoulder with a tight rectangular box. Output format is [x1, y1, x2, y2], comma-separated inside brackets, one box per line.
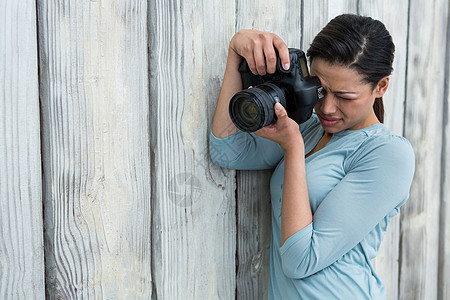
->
[362, 125, 413, 154]
[345, 124, 415, 173]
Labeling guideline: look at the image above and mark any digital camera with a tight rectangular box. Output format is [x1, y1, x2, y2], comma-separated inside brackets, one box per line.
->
[229, 48, 324, 132]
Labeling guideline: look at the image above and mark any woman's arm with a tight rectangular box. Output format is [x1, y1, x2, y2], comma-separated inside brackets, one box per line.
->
[255, 103, 312, 244]
[281, 141, 312, 245]
[211, 30, 291, 138]
[210, 45, 242, 138]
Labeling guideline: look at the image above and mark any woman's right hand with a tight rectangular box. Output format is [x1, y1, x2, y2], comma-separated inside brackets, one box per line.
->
[229, 29, 291, 75]
[211, 30, 290, 138]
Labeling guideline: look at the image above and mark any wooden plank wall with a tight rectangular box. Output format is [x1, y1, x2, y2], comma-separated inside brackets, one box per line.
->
[0, 0, 449, 299]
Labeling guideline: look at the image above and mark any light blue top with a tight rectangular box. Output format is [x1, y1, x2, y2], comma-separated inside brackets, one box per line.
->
[209, 113, 415, 300]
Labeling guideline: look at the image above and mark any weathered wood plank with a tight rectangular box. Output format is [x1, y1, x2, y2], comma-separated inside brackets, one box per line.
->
[149, 0, 236, 299]
[0, 0, 45, 298]
[302, 0, 329, 50]
[400, 0, 448, 299]
[38, 1, 152, 298]
[328, 0, 357, 20]
[439, 14, 450, 299]
[233, 2, 302, 299]
[301, 0, 357, 69]
[358, 2, 409, 299]
[235, 171, 272, 300]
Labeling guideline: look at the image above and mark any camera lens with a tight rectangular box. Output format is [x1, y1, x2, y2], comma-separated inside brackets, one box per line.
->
[229, 83, 286, 132]
[239, 99, 259, 122]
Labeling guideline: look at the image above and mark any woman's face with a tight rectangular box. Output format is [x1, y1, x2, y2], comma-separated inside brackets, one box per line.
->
[309, 58, 389, 134]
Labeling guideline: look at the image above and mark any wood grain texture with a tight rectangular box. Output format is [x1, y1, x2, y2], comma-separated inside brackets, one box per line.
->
[38, 0, 152, 298]
[400, 0, 449, 299]
[234, 2, 301, 298]
[302, 0, 329, 50]
[149, 0, 236, 299]
[301, 0, 357, 64]
[0, 0, 45, 298]
[235, 0, 302, 44]
[357, 2, 409, 299]
[328, 0, 357, 20]
[235, 171, 272, 300]
[440, 22, 450, 298]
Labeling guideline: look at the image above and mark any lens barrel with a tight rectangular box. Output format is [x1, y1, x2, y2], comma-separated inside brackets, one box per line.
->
[229, 83, 286, 132]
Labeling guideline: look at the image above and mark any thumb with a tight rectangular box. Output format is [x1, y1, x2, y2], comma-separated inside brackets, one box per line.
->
[274, 102, 287, 118]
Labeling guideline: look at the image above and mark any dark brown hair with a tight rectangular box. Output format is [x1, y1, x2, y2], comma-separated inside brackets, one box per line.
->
[307, 14, 395, 123]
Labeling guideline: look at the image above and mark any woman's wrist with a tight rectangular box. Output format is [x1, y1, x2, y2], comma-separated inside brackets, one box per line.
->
[227, 45, 243, 69]
[229, 32, 245, 58]
[283, 145, 304, 160]
[281, 133, 305, 154]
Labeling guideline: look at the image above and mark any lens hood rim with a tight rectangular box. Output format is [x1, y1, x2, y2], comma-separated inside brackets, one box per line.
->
[229, 83, 287, 132]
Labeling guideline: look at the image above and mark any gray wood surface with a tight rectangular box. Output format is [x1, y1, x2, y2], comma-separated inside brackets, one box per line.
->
[236, 171, 272, 300]
[37, 0, 152, 298]
[440, 30, 450, 299]
[0, 0, 45, 298]
[400, 0, 449, 299]
[149, 0, 236, 299]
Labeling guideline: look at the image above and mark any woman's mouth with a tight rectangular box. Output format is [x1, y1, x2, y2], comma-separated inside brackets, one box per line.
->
[318, 115, 341, 127]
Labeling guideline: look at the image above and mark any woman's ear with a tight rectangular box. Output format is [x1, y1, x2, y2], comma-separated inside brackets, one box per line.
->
[374, 76, 390, 98]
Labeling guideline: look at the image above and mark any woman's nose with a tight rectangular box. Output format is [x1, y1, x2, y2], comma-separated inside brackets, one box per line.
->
[319, 94, 338, 115]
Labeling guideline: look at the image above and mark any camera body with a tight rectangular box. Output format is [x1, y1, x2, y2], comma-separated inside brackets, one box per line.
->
[229, 48, 324, 132]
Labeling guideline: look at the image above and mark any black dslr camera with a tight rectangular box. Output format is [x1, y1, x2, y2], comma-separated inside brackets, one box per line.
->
[229, 48, 324, 132]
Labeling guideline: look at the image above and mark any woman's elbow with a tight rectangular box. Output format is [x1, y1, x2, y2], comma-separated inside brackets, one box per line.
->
[280, 248, 320, 279]
[281, 262, 314, 279]
[209, 143, 234, 169]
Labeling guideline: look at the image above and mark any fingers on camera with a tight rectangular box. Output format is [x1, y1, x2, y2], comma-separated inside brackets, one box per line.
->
[272, 37, 290, 70]
[254, 48, 267, 75]
[245, 33, 288, 76]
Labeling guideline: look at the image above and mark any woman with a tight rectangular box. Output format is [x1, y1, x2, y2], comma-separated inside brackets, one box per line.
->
[209, 14, 415, 299]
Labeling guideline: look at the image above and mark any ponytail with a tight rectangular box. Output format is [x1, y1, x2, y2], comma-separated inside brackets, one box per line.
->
[373, 97, 384, 123]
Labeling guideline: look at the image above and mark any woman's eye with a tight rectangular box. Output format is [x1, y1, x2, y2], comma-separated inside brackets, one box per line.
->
[337, 95, 354, 101]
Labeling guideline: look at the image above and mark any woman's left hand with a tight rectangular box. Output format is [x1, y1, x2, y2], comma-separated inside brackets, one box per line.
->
[254, 102, 304, 152]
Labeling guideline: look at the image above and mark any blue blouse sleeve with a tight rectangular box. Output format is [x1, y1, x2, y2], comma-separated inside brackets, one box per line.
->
[209, 129, 284, 170]
[279, 135, 415, 279]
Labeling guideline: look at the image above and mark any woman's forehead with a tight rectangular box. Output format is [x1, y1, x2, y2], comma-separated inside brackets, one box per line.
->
[310, 59, 367, 89]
